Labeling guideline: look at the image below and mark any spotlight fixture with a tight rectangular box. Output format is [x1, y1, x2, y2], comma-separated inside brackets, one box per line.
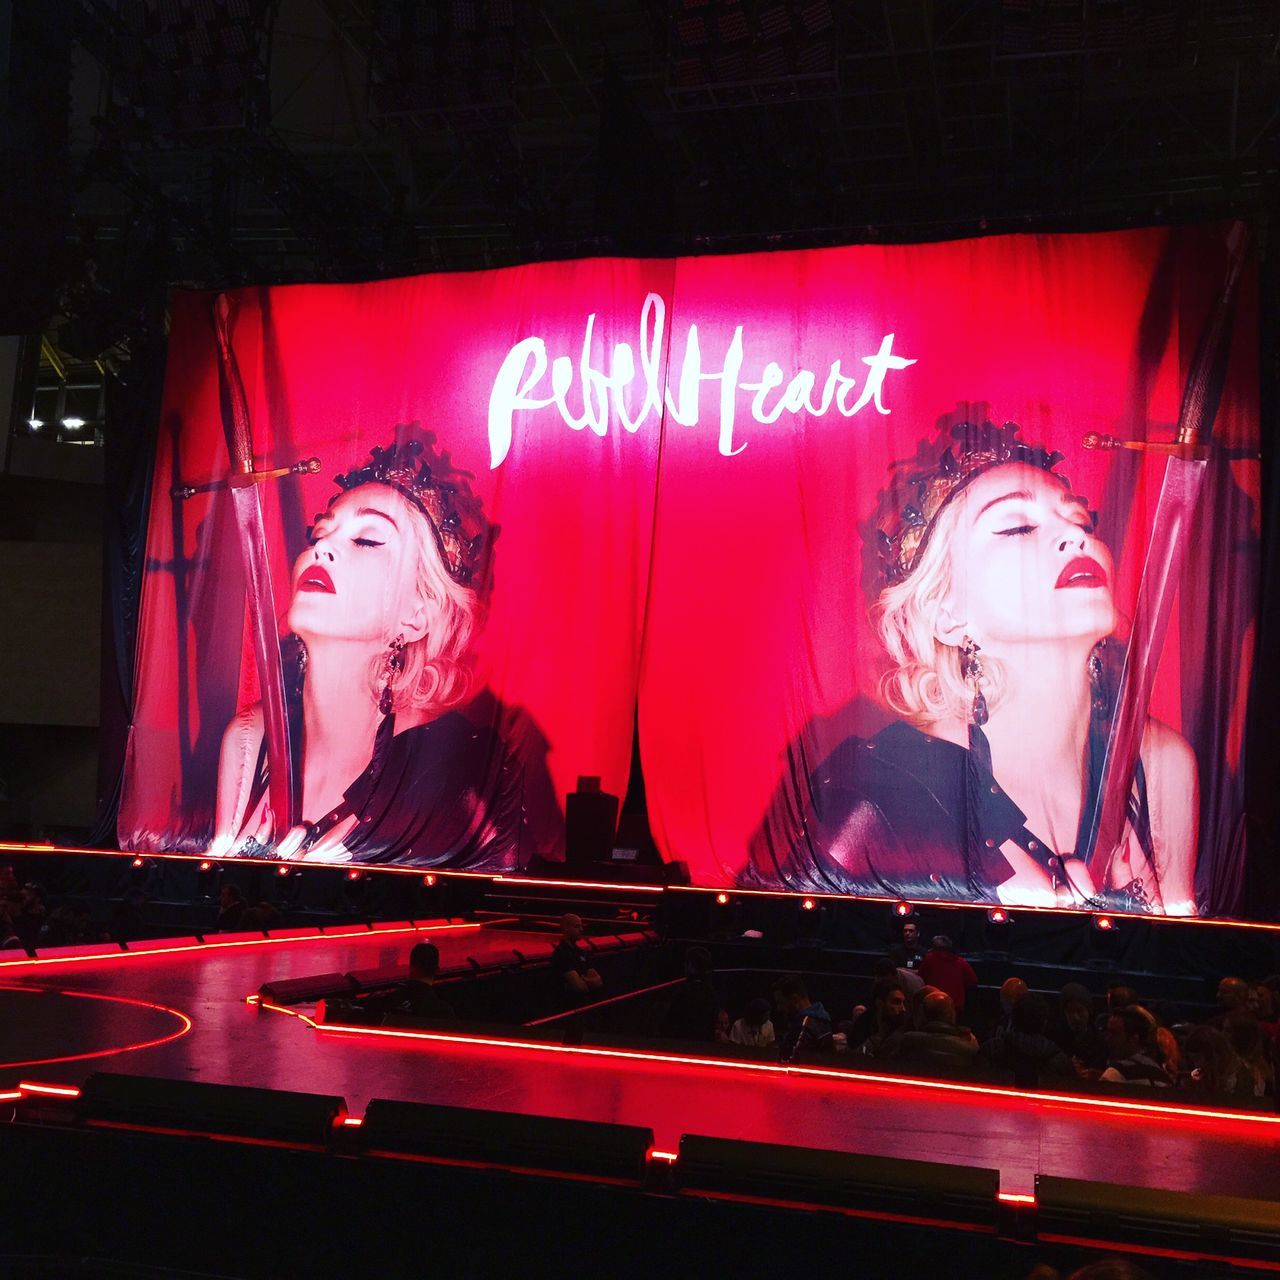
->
[277, 864, 292, 877]
[423, 873, 437, 887]
[987, 907, 1010, 925]
[1092, 914, 1115, 932]
[61, 417, 86, 430]
[198, 861, 212, 872]
[346, 869, 363, 882]
[893, 900, 913, 918]
[131, 856, 145, 868]
[801, 897, 816, 911]
[714, 892, 730, 905]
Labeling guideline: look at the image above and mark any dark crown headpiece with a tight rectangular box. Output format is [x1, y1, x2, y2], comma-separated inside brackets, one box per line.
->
[876, 420, 1073, 586]
[332, 430, 494, 589]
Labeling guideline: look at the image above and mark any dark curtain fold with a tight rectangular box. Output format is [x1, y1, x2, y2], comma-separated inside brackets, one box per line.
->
[90, 328, 166, 847]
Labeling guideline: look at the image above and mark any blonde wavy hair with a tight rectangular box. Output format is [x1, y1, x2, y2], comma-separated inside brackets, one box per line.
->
[872, 488, 1007, 726]
[366, 495, 482, 718]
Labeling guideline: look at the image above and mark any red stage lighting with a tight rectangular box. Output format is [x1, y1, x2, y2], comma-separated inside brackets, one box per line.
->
[987, 908, 1009, 925]
[346, 870, 363, 882]
[714, 892, 729, 905]
[423, 874, 437, 887]
[1093, 914, 1115, 932]
[801, 897, 816, 911]
[893, 901, 912, 917]
[198, 861, 212, 872]
[131, 856, 145, 868]
[276, 865, 291, 877]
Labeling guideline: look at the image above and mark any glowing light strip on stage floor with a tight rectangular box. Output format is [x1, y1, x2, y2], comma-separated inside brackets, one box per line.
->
[0, 919, 491, 970]
[0, 988, 193, 1070]
[246, 1001, 1280, 1131]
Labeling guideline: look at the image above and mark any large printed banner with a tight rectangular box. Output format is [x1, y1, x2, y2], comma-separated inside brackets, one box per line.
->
[120, 225, 1263, 919]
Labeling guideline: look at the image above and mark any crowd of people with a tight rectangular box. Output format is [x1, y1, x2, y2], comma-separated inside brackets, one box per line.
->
[655, 925, 1280, 1102]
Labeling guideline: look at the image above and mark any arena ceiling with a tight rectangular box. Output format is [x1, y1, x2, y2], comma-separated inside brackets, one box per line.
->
[24, 0, 1280, 366]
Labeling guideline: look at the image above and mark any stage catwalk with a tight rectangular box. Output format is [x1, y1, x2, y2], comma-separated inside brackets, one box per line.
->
[2, 920, 1277, 1202]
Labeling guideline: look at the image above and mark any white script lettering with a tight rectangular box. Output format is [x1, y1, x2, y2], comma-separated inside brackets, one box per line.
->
[487, 293, 916, 467]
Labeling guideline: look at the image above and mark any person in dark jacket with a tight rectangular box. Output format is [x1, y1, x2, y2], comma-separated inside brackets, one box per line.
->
[660, 946, 722, 1041]
[773, 974, 833, 1063]
[984, 993, 1073, 1086]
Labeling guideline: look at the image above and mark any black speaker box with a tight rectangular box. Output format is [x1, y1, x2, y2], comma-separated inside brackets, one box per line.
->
[677, 1134, 999, 1225]
[360, 1098, 653, 1181]
[76, 1073, 345, 1146]
[1036, 1174, 1280, 1264]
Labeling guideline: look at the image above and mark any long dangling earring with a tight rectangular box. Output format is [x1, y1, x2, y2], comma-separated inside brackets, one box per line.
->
[287, 635, 308, 699]
[1088, 638, 1108, 718]
[960, 635, 988, 727]
[378, 634, 406, 716]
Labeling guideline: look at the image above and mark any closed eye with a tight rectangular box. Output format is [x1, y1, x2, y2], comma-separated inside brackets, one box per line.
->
[353, 537, 385, 548]
[995, 524, 1035, 537]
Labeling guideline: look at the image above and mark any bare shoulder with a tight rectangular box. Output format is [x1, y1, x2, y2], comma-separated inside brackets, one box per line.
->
[222, 702, 265, 750]
[1140, 717, 1198, 785]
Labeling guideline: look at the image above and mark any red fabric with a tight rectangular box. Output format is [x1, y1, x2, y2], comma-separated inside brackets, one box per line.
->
[918, 950, 979, 1018]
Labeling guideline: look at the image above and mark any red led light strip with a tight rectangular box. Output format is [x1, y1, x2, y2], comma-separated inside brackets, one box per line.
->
[7, 841, 1279, 930]
[19, 1081, 82, 1097]
[0, 988, 193, 1070]
[0, 919, 487, 971]
[270, 1016, 1280, 1131]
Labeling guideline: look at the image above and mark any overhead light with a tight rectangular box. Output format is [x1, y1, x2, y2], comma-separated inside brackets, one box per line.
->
[800, 897, 816, 911]
[27, 417, 42, 430]
[62, 417, 86, 429]
[987, 908, 1010, 925]
[893, 900, 913, 918]
[1092, 914, 1115, 932]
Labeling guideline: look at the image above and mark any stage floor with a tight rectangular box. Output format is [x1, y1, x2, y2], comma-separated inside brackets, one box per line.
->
[3, 921, 1278, 1200]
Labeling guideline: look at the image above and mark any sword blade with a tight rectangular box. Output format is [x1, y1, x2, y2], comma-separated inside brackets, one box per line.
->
[229, 481, 295, 835]
[1087, 456, 1206, 876]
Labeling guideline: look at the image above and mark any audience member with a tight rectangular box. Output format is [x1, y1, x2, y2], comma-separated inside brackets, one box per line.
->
[1100, 1007, 1172, 1087]
[986, 976, 1028, 1040]
[660, 946, 722, 1041]
[216, 885, 246, 932]
[984, 993, 1073, 1087]
[896, 991, 979, 1068]
[886, 947, 924, 994]
[858, 978, 910, 1059]
[1182, 1025, 1254, 1099]
[379, 942, 455, 1021]
[1246, 983, 1278, 1047]
[551, 913, 603, 1000]
[729, 997, 775, 1048]
[1213, 976, 1250, 1026]
[918, 935, 978, 1018]
[899, 919, 925, 968]
[774, 975, 833, 1062]
[1223, 1013, 1273, 1097]
[1050, 983, 1107, 1073]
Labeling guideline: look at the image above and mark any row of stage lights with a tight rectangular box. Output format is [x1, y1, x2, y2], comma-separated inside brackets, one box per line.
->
[711, 887, 1116, 932]
[128, 855, 438, 889]
[127, 857, 1116, 929]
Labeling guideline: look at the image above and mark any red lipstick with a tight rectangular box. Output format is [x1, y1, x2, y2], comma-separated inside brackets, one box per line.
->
[1055, 555, 1107, 590]
[297, 564, 335, 594]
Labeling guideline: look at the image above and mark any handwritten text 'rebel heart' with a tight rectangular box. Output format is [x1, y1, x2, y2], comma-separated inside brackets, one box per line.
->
[486, 292, 916, 468]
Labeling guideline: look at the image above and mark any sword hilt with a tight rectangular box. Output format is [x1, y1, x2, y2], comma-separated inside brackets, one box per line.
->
[172, 456, 321, 501]
[1082, 432, 1213, 460]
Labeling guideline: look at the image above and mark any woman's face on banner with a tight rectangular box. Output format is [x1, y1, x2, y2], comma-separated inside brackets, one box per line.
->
[943, 463, 1116, 650]
[288, 483, 425, 645]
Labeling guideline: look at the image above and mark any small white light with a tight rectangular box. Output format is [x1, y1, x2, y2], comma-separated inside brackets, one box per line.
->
[27, 417, 42, 430]
[62, 417, 86, 429]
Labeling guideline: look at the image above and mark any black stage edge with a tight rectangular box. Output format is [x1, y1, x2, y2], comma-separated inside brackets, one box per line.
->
[2, 848, 1277, 993]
